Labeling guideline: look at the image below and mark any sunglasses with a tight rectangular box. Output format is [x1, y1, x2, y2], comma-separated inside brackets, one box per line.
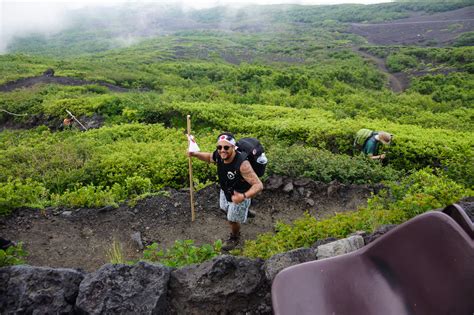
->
[216, 145, 231, 151]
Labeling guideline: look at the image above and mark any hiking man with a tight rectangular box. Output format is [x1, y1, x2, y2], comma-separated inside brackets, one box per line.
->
[63, 117, 74, 129]
[188, 132, 264, 251]
[362, 131, 392, 160]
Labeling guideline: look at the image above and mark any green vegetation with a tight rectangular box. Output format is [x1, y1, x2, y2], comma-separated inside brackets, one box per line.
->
[367, 168, 470, 218]
[106, 240, 126, 264]
[0, 178, 47, 216]
[243, 169, 471, 259]
[0, 124, 217, 214]
[142, 240, 222, 268]
[0, 243, 27, 267]
[0, 2, 472, 265]
[454, 32, 474, 47]
[267, 144, 400, 184]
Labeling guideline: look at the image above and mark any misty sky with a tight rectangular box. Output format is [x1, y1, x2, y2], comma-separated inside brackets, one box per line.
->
[0, 0, 393, 53]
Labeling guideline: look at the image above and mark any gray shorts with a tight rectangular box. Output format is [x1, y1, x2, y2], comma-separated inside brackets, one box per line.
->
[219, 190, 251, 224]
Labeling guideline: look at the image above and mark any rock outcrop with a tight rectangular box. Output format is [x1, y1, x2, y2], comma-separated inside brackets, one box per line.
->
[169, 255, 271, 314]
[0, 236, 365, 314]
[263, 248, 317, 282]
[0, 265, 84, 314]
[316, 235, 364, 260]
[75, 262, 170, 314]
[4, 206, 466, 314]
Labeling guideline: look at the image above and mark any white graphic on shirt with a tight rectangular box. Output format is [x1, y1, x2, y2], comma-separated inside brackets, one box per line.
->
[227, 171, 235, 180]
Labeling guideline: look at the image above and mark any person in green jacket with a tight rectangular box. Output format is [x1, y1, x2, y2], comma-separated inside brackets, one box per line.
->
[363, 131, 392, 160]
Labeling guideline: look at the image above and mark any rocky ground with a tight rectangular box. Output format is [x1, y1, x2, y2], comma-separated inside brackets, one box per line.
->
[348, 6, 474, 46]
[0, 71, 130, 93]
[2, 201, 472, 314]
[347, 6, 473, 93]
[0, 177, 374, 272]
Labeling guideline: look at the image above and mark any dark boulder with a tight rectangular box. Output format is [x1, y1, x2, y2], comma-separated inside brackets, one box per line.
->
[265, 176, 284, 190]
[0, 265, 84, 314]
[311, 237, 338, 248]
[364, 224, 397, 244]
[75, 262, 171, 314]
[458, 199, 474, 222]
[169, 255, 271, 314]
[264, 248, 317, 282]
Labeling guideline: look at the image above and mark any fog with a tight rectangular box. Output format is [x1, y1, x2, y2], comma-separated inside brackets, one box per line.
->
[0, 0, 393, 53]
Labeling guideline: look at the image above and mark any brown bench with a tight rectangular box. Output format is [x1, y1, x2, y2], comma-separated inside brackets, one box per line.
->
[272, 204, 474, 315]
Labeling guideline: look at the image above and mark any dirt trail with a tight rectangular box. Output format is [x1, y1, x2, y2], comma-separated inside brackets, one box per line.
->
[0, 74, 131, 93]
[0, 180, 373, 272]
[353, 47, 407, 93]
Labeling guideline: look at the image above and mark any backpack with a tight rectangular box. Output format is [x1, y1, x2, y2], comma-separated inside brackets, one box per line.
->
[353, 129, 376, 152]
[236, 137, 267, 177]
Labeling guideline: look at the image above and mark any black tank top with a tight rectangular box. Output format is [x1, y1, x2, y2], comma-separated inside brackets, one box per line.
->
[213, 150, 251, 202]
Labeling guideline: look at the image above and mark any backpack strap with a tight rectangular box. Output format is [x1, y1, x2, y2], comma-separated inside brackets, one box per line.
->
[363, 132, 377, 147]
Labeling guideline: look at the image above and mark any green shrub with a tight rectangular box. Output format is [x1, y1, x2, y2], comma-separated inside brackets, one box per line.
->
[143, 101, 473, 186]
[454, 32, 474, 47]
[0, 178, 47, 216]
[242, 167, 471, 260]
[242, 208, 406, 259]
[0, 242, 27, 267]
[51, 184, 118, 208]
[268, 144, 401, 184]
[125, 175, 152, 197]
[386, 53, 418, 72]
[142, 239, 222, 267]
[367, 168, 471, 218]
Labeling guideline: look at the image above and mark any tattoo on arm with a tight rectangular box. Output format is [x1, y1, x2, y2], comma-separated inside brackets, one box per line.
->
[240, 161, 263, 197]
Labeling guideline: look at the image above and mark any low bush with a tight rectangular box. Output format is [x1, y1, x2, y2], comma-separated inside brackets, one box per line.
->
[50, 184, 119, 208]
[367, 168, 472, 218]
[144, 101, 473, 186]
[242, 168, 471, 260]
[0, 243, 27, 267]
[0, 178, 47, 216]
[142, 239, 222, 268]
[453, 32, 474, 47]
[268, 144, 401, 184]
[242, 208, 406, 259]
[125, 175, 152, 197]
[386, 53, 418, 72]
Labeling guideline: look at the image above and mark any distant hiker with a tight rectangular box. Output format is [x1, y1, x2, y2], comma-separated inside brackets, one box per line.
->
[188, 132, 264, 251]
[63, 117, 74, 129]
[43, 68, 55, 77]
[354, 129, 392, 160]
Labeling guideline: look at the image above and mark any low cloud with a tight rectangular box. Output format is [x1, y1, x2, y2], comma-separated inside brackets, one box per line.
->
[1, 2, 73, 52]
[0, 0, 392, 53]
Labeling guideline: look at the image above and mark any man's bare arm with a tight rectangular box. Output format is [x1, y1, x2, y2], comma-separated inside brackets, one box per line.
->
[239, 160, 263, 198]
[368, 153, 385, 160]
[188, 151, 214, 163]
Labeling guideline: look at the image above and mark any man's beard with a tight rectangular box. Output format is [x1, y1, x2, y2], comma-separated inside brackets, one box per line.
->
[221, 151, 233, 161]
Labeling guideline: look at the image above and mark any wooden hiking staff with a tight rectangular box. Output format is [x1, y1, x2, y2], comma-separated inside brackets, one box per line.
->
[187, 115, 196, 222]
[66, 109, 88, 131]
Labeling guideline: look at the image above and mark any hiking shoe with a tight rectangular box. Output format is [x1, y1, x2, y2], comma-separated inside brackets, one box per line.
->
[222, 233, 240, 252]
[248, 209, 256, 218]
[0, 238, 16, 250]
